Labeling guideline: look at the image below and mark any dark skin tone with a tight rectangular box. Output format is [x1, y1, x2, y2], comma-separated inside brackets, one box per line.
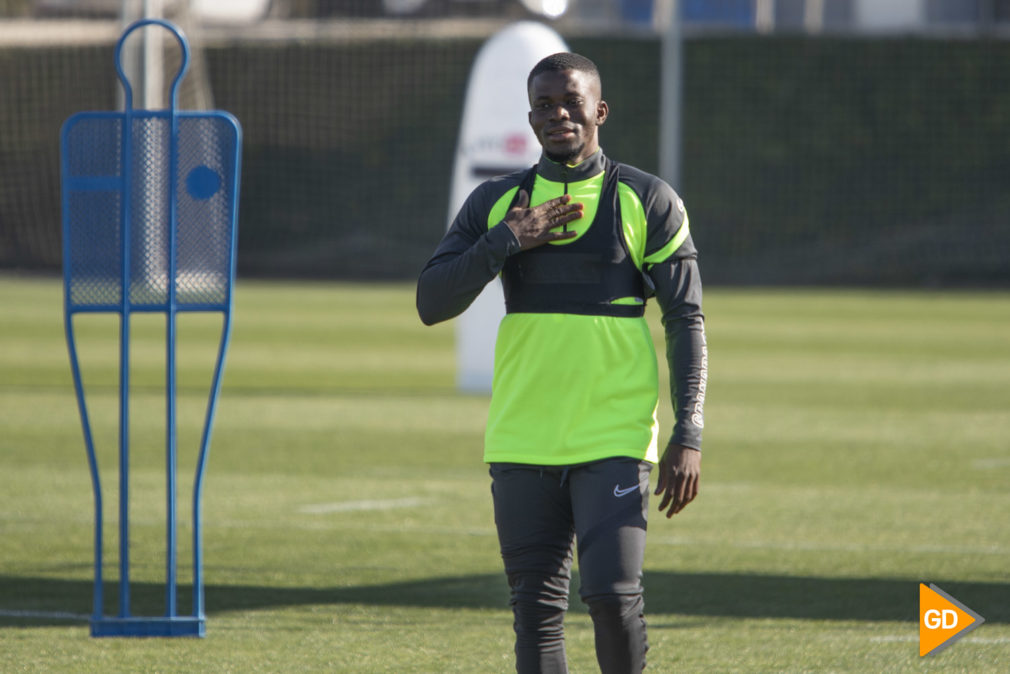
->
[505, 67, 701, 518]
[655, 445, 700, 518]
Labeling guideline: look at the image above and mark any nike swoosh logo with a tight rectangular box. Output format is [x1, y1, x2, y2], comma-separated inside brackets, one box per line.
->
[613, 484, 638, 498]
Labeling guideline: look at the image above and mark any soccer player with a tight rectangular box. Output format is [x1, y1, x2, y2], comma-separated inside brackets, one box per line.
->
[416, 52, 707, 672]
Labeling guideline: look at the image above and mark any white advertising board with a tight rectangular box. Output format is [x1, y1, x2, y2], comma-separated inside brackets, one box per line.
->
[449, 21, 568, 393]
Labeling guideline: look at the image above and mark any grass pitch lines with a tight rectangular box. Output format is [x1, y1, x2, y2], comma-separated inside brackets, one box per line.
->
[298, 497, 432, 514]
[0, 609, 88, 621]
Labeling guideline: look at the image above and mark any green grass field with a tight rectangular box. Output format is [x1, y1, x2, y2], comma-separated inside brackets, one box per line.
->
[1, 275, 1008, 672]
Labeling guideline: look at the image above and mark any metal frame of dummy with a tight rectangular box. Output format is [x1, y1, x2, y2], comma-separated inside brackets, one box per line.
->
[61, 19, 241, 637]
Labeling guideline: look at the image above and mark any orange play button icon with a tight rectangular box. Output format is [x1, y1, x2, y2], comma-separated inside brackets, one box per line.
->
[919, 583, 985, 656]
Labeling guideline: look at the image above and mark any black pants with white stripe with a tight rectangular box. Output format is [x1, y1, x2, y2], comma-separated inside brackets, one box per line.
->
[490, 458, 653, 673]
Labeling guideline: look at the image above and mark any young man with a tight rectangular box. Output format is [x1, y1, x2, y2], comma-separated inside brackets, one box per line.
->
[417, 52, 707, 672]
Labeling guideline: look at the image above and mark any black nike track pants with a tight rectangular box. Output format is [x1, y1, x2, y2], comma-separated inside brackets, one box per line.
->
[490, 458, 652, 673]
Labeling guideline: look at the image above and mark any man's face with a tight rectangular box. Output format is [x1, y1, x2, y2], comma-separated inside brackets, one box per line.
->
[528, 68, 608, 166]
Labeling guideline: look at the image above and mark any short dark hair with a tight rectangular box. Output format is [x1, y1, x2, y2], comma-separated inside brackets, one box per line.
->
[527, 52, 601, 92]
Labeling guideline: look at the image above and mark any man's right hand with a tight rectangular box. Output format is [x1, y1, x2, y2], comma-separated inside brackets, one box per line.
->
[503, 190, 582, 251]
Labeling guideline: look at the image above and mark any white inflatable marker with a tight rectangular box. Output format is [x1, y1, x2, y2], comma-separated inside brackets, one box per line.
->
[449, 21, 568, 393]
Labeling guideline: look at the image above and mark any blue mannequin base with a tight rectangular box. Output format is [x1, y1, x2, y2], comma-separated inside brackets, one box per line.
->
[90, 615, 206, 638]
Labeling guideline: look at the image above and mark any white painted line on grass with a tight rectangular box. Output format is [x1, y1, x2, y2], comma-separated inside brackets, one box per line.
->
[870, 635, 1010, 645]
[649, 536, 1009, 556]
[971, 457, 1010, 470]
[0, 609, 88, 621]
[332, 523, 494, 536]
[298, 497, 430, 515]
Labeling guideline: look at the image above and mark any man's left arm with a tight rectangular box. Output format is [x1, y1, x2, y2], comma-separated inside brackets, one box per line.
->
[621, 166, 708, 516]
[648, 256, 706, 517]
